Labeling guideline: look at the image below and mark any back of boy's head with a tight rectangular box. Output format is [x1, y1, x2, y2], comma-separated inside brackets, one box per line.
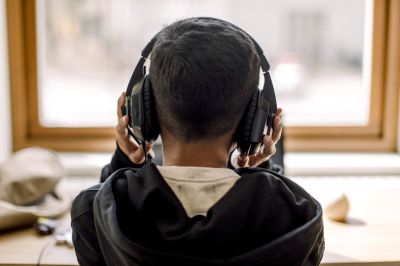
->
[150, 17, 260, 142]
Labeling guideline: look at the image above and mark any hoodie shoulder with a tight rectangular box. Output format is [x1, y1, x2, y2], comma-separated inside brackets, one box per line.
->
[71, 183, 102, 220]
[236, 167, 314, 199]
[73, 167, 138, 219]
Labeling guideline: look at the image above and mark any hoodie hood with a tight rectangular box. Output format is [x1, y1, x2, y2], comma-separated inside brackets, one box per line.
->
[93, 163, 324, 266]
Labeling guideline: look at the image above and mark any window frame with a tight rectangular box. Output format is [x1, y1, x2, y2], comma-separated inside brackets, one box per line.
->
[6, 0, 400, 152]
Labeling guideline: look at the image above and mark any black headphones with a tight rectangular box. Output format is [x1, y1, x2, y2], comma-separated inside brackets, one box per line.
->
[122, 17, 277, 160]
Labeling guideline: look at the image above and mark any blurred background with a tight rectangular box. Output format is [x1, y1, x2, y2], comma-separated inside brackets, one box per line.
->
[36, 0, 368, 127]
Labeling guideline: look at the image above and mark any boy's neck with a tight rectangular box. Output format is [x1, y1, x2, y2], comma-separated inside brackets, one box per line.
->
[161, 134, 232, 168]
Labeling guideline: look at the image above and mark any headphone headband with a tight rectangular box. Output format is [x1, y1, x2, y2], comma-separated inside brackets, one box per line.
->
[123, 17, 278, 157]
[126, 38, 157, 96]
[126, 17, 276, 113]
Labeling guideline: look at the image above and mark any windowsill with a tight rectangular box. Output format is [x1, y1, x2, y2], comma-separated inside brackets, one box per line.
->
[285, 152, 400, 176]
[60, 151, 400, 177]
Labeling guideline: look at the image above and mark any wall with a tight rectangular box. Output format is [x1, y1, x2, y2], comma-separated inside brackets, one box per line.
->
[0, 0, 11, 163]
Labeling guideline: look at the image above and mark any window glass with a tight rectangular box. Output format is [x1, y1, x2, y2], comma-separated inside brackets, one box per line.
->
[36, 0, 369, 127]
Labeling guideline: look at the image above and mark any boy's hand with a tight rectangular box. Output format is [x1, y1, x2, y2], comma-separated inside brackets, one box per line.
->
[116, 92, 153, 164]
[235, 108, 283, 168]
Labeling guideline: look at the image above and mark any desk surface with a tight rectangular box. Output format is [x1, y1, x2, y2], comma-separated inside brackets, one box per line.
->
[0, 176, 400, 266]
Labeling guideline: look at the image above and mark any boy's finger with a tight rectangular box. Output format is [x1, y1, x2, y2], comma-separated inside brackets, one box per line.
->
[260, 135, 276, 158]
[248, 136, 274, 166]
[127, 140, 151, 152]
[254, 135, 273, 159]
[116, 115, 129, 135]
[276, 108, 283, 117]
[272, 116, 281, 138]
[237, 155, 249, 167]
[130, 145, 152, 164]
[129, 152, 146, 165]
[145, 142, 154, 152]
[261, 135, 273, 155]
[125, 136, 140, 150]
[117, 92, 126, 118]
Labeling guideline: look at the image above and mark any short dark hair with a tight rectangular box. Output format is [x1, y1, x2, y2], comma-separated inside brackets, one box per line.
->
[150, 17, 260, 141]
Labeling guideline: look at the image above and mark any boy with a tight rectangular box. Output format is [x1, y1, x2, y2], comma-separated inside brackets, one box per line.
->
[72, 17, 324, 265]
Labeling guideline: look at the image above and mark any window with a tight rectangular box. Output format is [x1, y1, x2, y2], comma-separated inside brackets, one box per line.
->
[6, 0, 399, 152]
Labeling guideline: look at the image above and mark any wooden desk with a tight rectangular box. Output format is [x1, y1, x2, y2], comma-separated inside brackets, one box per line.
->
[303, 176, 400, 266]
[0, 176, 399, 266]
[0, 178, 96, 266]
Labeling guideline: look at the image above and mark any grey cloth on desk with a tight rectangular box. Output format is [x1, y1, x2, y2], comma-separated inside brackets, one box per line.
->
[0, 147, 70, 231]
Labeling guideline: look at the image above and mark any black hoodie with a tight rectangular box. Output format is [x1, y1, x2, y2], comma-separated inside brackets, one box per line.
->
[71, 148, 324, 266]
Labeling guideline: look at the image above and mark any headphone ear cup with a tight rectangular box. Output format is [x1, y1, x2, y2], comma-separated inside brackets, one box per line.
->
[141, 76, 160, 142]
[236, 90, 259, 154]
